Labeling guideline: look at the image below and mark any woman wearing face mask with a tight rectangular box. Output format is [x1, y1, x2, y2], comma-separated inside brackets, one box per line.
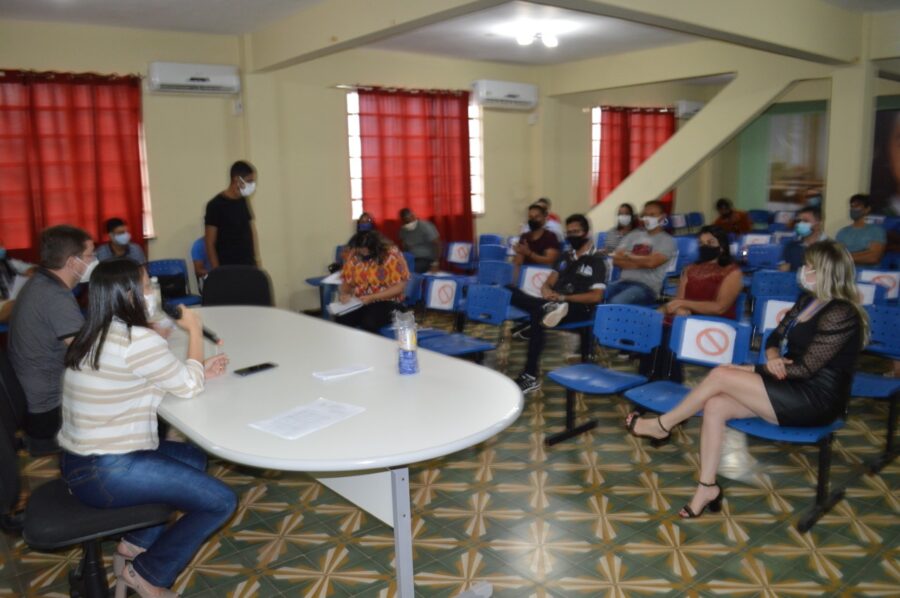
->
[328, 213, 378, 273]
[335, 230, 410, 333]
[0, 241, 36, 323]
[59, 260, 234, 597]
[639, 226, 742, 382]
[627, 240, 867, 519]
[96, 218, 147, 265]
[602, 203, 639, 254]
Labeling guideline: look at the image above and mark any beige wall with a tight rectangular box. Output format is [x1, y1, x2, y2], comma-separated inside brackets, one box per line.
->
[0, 19, 245, 289]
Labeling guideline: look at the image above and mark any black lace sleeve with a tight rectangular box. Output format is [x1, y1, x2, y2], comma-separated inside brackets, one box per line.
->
[783, 301, 860, 379]
[765, 295, 809, 352]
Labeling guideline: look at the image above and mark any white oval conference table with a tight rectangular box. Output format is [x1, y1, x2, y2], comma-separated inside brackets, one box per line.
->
[161, 306, 523, 597]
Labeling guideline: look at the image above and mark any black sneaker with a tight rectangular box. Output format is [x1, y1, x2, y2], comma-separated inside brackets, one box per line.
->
[541, 302, 569, 328]
[514, 372, 541, 393]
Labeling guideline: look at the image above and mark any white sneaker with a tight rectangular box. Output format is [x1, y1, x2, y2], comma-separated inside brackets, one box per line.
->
[541, 302, 569, 328]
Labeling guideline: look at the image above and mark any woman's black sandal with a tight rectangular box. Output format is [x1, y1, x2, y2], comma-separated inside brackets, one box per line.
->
[680, 481, 723, 519]
[625, 412, 672, 447]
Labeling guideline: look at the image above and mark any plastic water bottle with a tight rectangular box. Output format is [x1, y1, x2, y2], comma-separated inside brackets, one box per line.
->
[394, 311, 419, 375]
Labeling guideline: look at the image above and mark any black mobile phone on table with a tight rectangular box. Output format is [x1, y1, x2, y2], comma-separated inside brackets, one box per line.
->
[234, 362, 277, 377]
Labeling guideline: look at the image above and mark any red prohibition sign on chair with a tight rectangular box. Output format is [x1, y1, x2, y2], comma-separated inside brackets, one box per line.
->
[696, 327, 730, 357]
[872, 274, 897, 291]
[531, 271, 549, 290]
[437, 284, 454, 305]
[455, 245, 470, 261]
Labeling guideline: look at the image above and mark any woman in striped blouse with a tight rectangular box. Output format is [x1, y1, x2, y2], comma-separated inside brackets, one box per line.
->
[59, 260, 235, 598]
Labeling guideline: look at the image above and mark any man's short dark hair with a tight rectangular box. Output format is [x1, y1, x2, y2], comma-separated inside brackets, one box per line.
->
[797, 206, 821, 221]
[230, 160, 255, 180]
[528, 203, 548, 216]
[399, 208, 413, 219]
[644, 200, 665, 213]
[715, 198, 732, 211]
[565, 214, 589, 234]
[105, 217, 125, 233]
[537, 197, 551, 208]
[40, 225, 91, 270]
[849, 193, 871, 208]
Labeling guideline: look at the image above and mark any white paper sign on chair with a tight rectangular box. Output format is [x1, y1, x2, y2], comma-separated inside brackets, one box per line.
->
[859, 270, 899, 300]
[447, 242, 472, 265]
[520, 266, 551, 298]
[762, 299, 795, 332]
[427, 279, 458, 311]
[741, 233, 772, 248]
[680, 319, 737, 365]
[857, 282, 879, 305]
[665, 250, 680, 275]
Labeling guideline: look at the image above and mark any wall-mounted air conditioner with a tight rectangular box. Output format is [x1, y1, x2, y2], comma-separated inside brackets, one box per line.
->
[148, 62, 241, 94]
[472, 80, 538, 110]
[675, 100, 705, 119]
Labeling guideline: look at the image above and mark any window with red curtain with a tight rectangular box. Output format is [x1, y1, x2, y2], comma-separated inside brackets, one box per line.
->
[594, 106, 676, 212]
[0, 70, 145, 260]
[356, 88, 473, 245]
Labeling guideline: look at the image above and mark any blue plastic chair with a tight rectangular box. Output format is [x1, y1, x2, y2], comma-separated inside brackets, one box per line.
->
[146, 259, 201, 307]
[476, 260, 513, 287]
[686, 212, 704, 232]
[726, 417, 845, 532]
[624, 316, 751, 428]
[402, 252, 415, 272]
[545, 305, 664, 446]
[419, 284, 511, 362]
[423, 276, 466, 314]
[0, 323, 7, 334]
[748, 209, 771, 231]
[477, 244, 507, 262]
[750, 270, 800, 301]
[662, 236, 698, 296]
[478, 234, 504, 246]
[744, 244, 783, 271]
[446, 242, 475, 272]
[595, 231, 607, 249]
[669, 213, 688, 233]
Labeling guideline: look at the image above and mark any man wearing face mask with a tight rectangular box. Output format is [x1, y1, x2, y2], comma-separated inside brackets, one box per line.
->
[204, 160, 259, 269]
[513, 203, 562, 283]
[398, 208, 441, 273]
[835, 194, 886, 266]
[780, 207, 826, 272]
[508, 214, 606, 392]
[607, 200, 677, 305]
[9, 225, 94, 453]
[95, 217, 147, 264]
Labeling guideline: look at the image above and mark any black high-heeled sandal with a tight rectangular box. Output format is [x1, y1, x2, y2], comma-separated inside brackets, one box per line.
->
[680, 481, 723, 519]
[625, 411, 671, 447]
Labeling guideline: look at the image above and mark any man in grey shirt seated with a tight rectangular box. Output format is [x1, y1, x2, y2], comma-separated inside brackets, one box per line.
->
[398, 208, 441, 273]
[607, 200, 676, 305]
[9, 225, 94, 454]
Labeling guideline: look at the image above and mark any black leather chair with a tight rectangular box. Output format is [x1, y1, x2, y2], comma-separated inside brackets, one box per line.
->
[201, 265, 274, 307]
[0, 350, 173, 598]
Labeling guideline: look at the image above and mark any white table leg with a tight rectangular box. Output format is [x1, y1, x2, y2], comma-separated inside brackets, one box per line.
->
[391, 467, 414, 598]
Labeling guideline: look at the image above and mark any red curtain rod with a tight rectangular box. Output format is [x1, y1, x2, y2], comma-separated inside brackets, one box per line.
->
[0, 69, 141, 84]
[340, 84, 466, 96]
[598, 105, 673, 113]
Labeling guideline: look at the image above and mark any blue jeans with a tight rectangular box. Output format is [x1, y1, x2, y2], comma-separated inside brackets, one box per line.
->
[60, 441, 237, 588]
[605, 280, 658, 305]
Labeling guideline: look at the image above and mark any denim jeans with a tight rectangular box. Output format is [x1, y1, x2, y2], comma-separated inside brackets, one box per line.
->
[604, 280, 658, 305]
[60, 441, 237, 588]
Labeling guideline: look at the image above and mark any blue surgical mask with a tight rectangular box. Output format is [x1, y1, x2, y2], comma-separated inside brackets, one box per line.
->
[357, 222, 373, 232]
[795, 222, 812, 238]
[0, 247, 6, 260]
[113, 232, 131, 246]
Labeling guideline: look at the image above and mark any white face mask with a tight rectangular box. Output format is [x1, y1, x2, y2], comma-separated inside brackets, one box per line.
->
[113, 232, 131, 246]
[74, 257, 98, 284]
[239, 177, 256, 197]
[403, 221, 418, 231]
[642, 215, 663, 231]
[797, 265, 817, 292]
[143, 293, 158, 319]
[617, 214, 632, 227]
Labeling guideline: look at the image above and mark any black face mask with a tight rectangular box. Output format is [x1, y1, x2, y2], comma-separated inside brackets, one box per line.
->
[566, 235, 589, 250]
[527, 219, 543, 232]
[698, 245, 721, 263]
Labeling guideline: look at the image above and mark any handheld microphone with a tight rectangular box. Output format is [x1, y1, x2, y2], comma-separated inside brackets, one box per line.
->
[162, 304, 222, 345]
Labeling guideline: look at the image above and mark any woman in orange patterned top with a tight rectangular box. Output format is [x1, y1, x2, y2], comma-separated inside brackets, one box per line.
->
[336, 230, 410, 333]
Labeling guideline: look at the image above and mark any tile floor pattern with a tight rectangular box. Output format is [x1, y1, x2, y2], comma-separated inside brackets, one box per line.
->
[1, 314, 898, 597]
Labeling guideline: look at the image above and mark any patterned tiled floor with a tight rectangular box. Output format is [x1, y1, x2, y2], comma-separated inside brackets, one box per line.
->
[2, 314, 898, 597]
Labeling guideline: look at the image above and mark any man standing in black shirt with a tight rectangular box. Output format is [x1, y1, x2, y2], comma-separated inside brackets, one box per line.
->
[510, 214, 607, 393]
[204, 160, 259, 268]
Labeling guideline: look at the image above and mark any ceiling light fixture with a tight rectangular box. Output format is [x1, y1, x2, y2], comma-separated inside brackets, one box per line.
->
[495, 19, 577, 49]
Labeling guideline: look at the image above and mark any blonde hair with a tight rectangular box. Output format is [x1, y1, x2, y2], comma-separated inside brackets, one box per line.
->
[803, 240, 870, 347]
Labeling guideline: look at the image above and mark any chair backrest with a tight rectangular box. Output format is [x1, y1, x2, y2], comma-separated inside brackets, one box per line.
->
[670, 315, 752, 367]
[669, 213, 688, 230]
[686, 212, 704, 228]
[446, 242, 474, 267]
[147, 259, 190, 298]
[672, 235, 698, 274]
[745, 244, 782, 269]
[592, 305, 663, 354]
[748, 209, 771, 229]
[595, 231, 607, 249]
[881, 251, 900, 271]
[403, 273, 424, 307]
[335, 245, 347, 264]
[478, 244, 507, 262]
[478, 234, 503, 246]
[733, 292, 748, 321]
[740, 233, 772, 249]
[464, 284, 512, 326]
[866, 304, 900, 358]
[402, 252, 415, 272]
[477, 260, 513, 286]
[858, 269, 899, 301]
[857, 282, 887, 306]
[750, 270, 800, 299]
[0, 351, 23, 516]
[518, 265, 553, 298]
[201, 266, 273, 306]
[753, 297, 796, 333]
[424, 276, 464, 312]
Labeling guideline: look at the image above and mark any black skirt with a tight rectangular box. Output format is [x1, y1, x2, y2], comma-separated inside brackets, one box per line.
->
[761, 366, 849, 427]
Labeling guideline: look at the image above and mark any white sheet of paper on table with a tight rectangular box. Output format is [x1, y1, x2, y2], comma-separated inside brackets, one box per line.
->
[248, 398, 366, 440]
[327, 296, 363, 315]
[312, 364, 373, 381]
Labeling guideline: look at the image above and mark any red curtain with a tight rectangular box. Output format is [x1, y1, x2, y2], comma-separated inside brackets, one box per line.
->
[0, 70, 144, 260]
[357, 88, 473, 245]
[596, 107, 676, 212]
